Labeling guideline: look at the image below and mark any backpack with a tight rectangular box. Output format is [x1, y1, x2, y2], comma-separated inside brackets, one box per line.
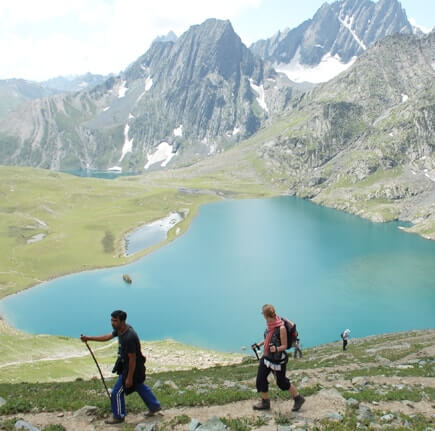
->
[272, 318, 298, 350]
[283, 318, 298, 349]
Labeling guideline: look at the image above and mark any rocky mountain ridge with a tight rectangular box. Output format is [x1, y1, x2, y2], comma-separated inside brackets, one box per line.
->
[259, 30, 435, 236]
[0, 18, 302, 171]
[250, 0, 415, 83]
[0, 74, 111, 121]
[0, 79, 58, 120]
[40, 73, 110, 93]
[0, 17, 433, 237]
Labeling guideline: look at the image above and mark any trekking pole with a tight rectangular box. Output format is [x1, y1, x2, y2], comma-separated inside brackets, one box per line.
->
[251, 344, 260, 361]
[83, 337, 111, 402]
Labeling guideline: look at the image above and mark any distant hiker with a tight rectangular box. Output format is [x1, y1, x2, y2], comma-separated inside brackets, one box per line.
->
[251, 304, 305, 412]
[81, 310, 161, 424]
[293, 337, 303, 359]
[341, 328, 351, 351]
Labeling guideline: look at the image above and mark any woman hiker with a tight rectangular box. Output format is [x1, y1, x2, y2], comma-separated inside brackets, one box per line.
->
[252, 304, 305, 412]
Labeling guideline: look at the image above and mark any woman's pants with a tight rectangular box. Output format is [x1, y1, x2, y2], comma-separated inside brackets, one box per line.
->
[256, 358, 291, 393]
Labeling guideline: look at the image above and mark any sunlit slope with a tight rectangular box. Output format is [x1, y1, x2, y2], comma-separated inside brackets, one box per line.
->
[0, 147, 283, 299]
[0, 320, 242, 383]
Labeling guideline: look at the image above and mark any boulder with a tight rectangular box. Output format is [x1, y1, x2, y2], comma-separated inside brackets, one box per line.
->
[357, 404, 374, 421]
[73, 405, 99, 420]
[136, 423, 158, 431]
[323, 411, 343, 422]
[318, 388, 345, 402]
[14, 421, 40, 431]
[164, 380, 179, 390]
[346, 397, 359, 407]
[381, 414, 394, 423]
[189, 419, 201, 431]
[196, 416, 226, 431]
[352, 377, 368, 386]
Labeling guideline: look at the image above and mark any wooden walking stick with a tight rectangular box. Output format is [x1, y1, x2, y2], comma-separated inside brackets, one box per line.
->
[83, 337, 111, 402]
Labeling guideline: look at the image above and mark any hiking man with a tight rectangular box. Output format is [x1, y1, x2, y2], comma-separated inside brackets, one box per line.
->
[341, 328, 351, 351]
[251, 304, 305, 412]
[293, 337, 303, 359]
[81, 310, 161, 424]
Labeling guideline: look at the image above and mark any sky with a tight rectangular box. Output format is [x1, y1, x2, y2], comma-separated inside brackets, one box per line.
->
[0, 0, 433, 81]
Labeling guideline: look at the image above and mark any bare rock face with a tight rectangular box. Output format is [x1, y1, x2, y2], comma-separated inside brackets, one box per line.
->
[250, 0, 414, 81]
[260, 31, 435, 230]
[0, 19, 301, 172]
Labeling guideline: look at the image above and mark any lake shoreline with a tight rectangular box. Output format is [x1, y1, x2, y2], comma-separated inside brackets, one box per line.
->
[4, 196, 432, 358]
[2, 194, 434, 338]
[1, 188, 433, 305]
[123, 210, 186, 256]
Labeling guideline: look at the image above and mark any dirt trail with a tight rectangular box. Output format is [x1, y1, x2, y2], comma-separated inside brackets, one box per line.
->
[2, 330, 434, 430]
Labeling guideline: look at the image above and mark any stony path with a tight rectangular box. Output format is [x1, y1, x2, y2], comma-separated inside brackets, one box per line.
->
[2, 330, 434, 430]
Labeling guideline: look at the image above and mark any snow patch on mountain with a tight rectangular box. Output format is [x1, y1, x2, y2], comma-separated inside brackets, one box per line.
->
[208, 143, 216, 155]
[144, 142, 176, 169]
[338, 14, 367, 50]
[108, 166, 122, 172]
[137, 77, 153, 102]
[118, 80, 128, 98]
[409, 18, 431, 34]
[173, 124, 183, 136]
[249, 79, 268, 112]
[145, 76, 153, 91]
[119, 123, 133, 162]
[275, 48, 356, 83]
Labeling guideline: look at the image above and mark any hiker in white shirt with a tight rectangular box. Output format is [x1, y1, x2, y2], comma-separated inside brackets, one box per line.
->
[341, 328, 351, 351]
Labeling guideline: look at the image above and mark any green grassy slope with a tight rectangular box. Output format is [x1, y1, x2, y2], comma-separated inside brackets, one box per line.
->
[0, 330, 433, 431]
[0, 152, 284, 300]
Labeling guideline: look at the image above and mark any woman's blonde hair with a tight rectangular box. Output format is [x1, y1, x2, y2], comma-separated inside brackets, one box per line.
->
[262, 304, 276, 318]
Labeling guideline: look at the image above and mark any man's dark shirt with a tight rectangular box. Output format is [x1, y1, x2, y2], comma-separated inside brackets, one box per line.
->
[112, 325, 141, 364]
[112, 325, 145, 389]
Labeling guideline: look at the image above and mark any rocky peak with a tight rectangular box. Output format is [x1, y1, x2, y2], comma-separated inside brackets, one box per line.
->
[152, 30, 178, 44]
[250, 0, 414, 83]
[127, 19, 258, 84]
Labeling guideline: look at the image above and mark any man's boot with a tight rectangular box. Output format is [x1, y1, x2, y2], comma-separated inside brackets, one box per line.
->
[104, 415, 125, 424]
[292, 395, 305, 412]
[253, 398, 270, 410]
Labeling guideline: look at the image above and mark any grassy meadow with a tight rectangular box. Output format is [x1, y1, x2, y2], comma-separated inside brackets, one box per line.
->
[0, 138, 284, 301]
[0, 330, 433, 431]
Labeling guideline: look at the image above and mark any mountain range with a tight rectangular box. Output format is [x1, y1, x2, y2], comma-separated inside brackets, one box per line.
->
[250, 0, 417, 83]
[0, 0, 433, 237]
[0, 73, 110, 121]
[0, 18, 307, 171]
[1, 0, 428, 172]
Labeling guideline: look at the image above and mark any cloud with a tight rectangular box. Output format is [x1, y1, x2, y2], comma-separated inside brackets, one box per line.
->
[0, 0, 262, 80]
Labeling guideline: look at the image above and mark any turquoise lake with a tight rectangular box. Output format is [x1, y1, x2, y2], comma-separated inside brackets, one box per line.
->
[1, 197, 435, 352]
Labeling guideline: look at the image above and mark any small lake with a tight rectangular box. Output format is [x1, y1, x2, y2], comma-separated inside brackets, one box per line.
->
[1, 197, 434, 352]
[125, 212, 183, 256]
